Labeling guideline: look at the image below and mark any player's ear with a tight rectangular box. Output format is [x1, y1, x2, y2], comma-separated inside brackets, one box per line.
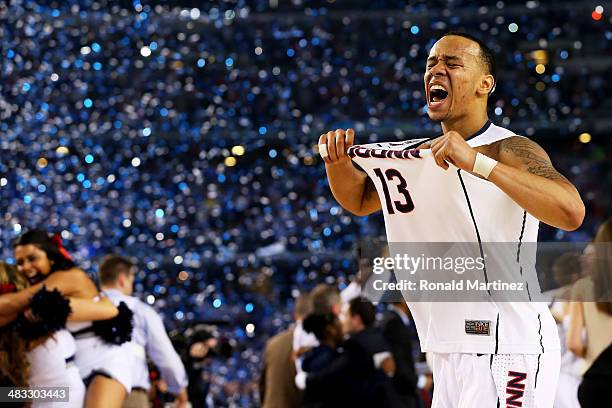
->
[478, 74, 495, 96]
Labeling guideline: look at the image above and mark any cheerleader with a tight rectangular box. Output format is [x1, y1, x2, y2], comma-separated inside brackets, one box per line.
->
[7, 230, 134, 408]
[1, 261, 118, 407]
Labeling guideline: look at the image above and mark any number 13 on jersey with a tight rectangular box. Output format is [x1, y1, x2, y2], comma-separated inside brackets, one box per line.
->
[373, 168, 415, 214]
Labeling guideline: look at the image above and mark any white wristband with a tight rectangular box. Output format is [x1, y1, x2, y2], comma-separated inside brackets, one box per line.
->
[319, 144, 329, 159]
[472, 152, 498, 179]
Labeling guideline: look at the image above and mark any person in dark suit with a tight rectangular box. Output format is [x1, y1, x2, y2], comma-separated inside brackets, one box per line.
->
[260, 294, 313, 408]
[577, 342, 612, 408]
[297, 298, 401, 408]
[379, 302, 420, 408]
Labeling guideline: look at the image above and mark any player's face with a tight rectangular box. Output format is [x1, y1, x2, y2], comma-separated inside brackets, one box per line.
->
[424, 36, 487, 122]
[14, 244, 53, 284]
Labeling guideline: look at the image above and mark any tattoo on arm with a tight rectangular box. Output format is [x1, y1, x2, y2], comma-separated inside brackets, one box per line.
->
[500, 137, 569, 182]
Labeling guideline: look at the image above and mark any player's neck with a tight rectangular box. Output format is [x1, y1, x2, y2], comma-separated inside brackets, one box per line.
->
[441, 115, 489, 139]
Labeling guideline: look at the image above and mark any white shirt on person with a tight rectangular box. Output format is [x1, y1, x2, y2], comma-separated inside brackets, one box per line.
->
[103, 288, 188, 394]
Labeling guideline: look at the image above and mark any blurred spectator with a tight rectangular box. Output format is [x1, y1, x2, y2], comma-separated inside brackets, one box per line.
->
[379, 301, 419, 408]
[260, 293, 312, 408]
[99, 255, 189, 408]
[293, 284, 342, 356]
[298, 298, 400, 408]
[548, 252, 583, 408]
[567, 218, 612, 407]
[297, 312, 344, 408]
[310, 284, 342, 316]
[0, 262, 30, 389]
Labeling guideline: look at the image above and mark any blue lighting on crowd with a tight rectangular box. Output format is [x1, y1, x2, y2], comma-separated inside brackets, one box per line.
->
[1, 4, 608, 405]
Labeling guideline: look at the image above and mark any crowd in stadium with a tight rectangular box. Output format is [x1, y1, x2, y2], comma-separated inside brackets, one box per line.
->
[1, 0, 611, 406]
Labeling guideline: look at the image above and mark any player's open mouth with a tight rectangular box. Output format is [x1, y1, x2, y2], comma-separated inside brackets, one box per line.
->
[428, 84, 449, 110]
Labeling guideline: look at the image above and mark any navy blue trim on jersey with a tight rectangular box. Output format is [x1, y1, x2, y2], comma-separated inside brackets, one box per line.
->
[516, 211, 532, 301]
[494, 313, 500, 354]
[456, 169, 491, 296]
[538, 314, 545, 353]
[535, 354, 542, 388]
[465, 119, 492, 142]
[402, 119, 492, 150]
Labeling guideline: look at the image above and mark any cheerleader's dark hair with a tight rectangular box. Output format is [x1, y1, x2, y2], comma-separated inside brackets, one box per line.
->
[13, 230, 76, 272]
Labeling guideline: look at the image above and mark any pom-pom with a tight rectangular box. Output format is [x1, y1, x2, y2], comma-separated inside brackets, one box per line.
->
[91, 302, 134, 345]
[15, 286, 71, 340]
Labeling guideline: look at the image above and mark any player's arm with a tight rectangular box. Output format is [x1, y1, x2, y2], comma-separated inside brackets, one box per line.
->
[430, 132, 584, 230]
[489, 137, 585, 231]
[319, 128, 382, 216]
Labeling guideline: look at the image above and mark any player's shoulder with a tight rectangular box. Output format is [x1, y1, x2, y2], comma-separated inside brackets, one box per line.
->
[495, 134, 547, 156]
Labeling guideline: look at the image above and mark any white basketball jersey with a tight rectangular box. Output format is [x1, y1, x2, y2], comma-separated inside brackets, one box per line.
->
[349, 121, 560, 354]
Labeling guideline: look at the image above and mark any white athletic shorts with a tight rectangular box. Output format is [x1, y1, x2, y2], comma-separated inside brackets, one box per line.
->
[73, 336, 133, 393]
[431, 351, 560, 408]
[27, 331, 86, 408]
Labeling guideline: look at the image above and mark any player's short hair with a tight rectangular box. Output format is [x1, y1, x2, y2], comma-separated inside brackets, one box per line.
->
[349, 297, 376, 328]
[98, 254, 134, 285]
[442, 31, 496, 84]
[310, 284, 341, 315]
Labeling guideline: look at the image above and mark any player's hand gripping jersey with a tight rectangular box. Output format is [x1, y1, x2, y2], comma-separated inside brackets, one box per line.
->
[349, 123, 559, 354]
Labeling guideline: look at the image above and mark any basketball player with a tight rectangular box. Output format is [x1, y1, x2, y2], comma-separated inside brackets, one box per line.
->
[318, 32, 585, 407]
